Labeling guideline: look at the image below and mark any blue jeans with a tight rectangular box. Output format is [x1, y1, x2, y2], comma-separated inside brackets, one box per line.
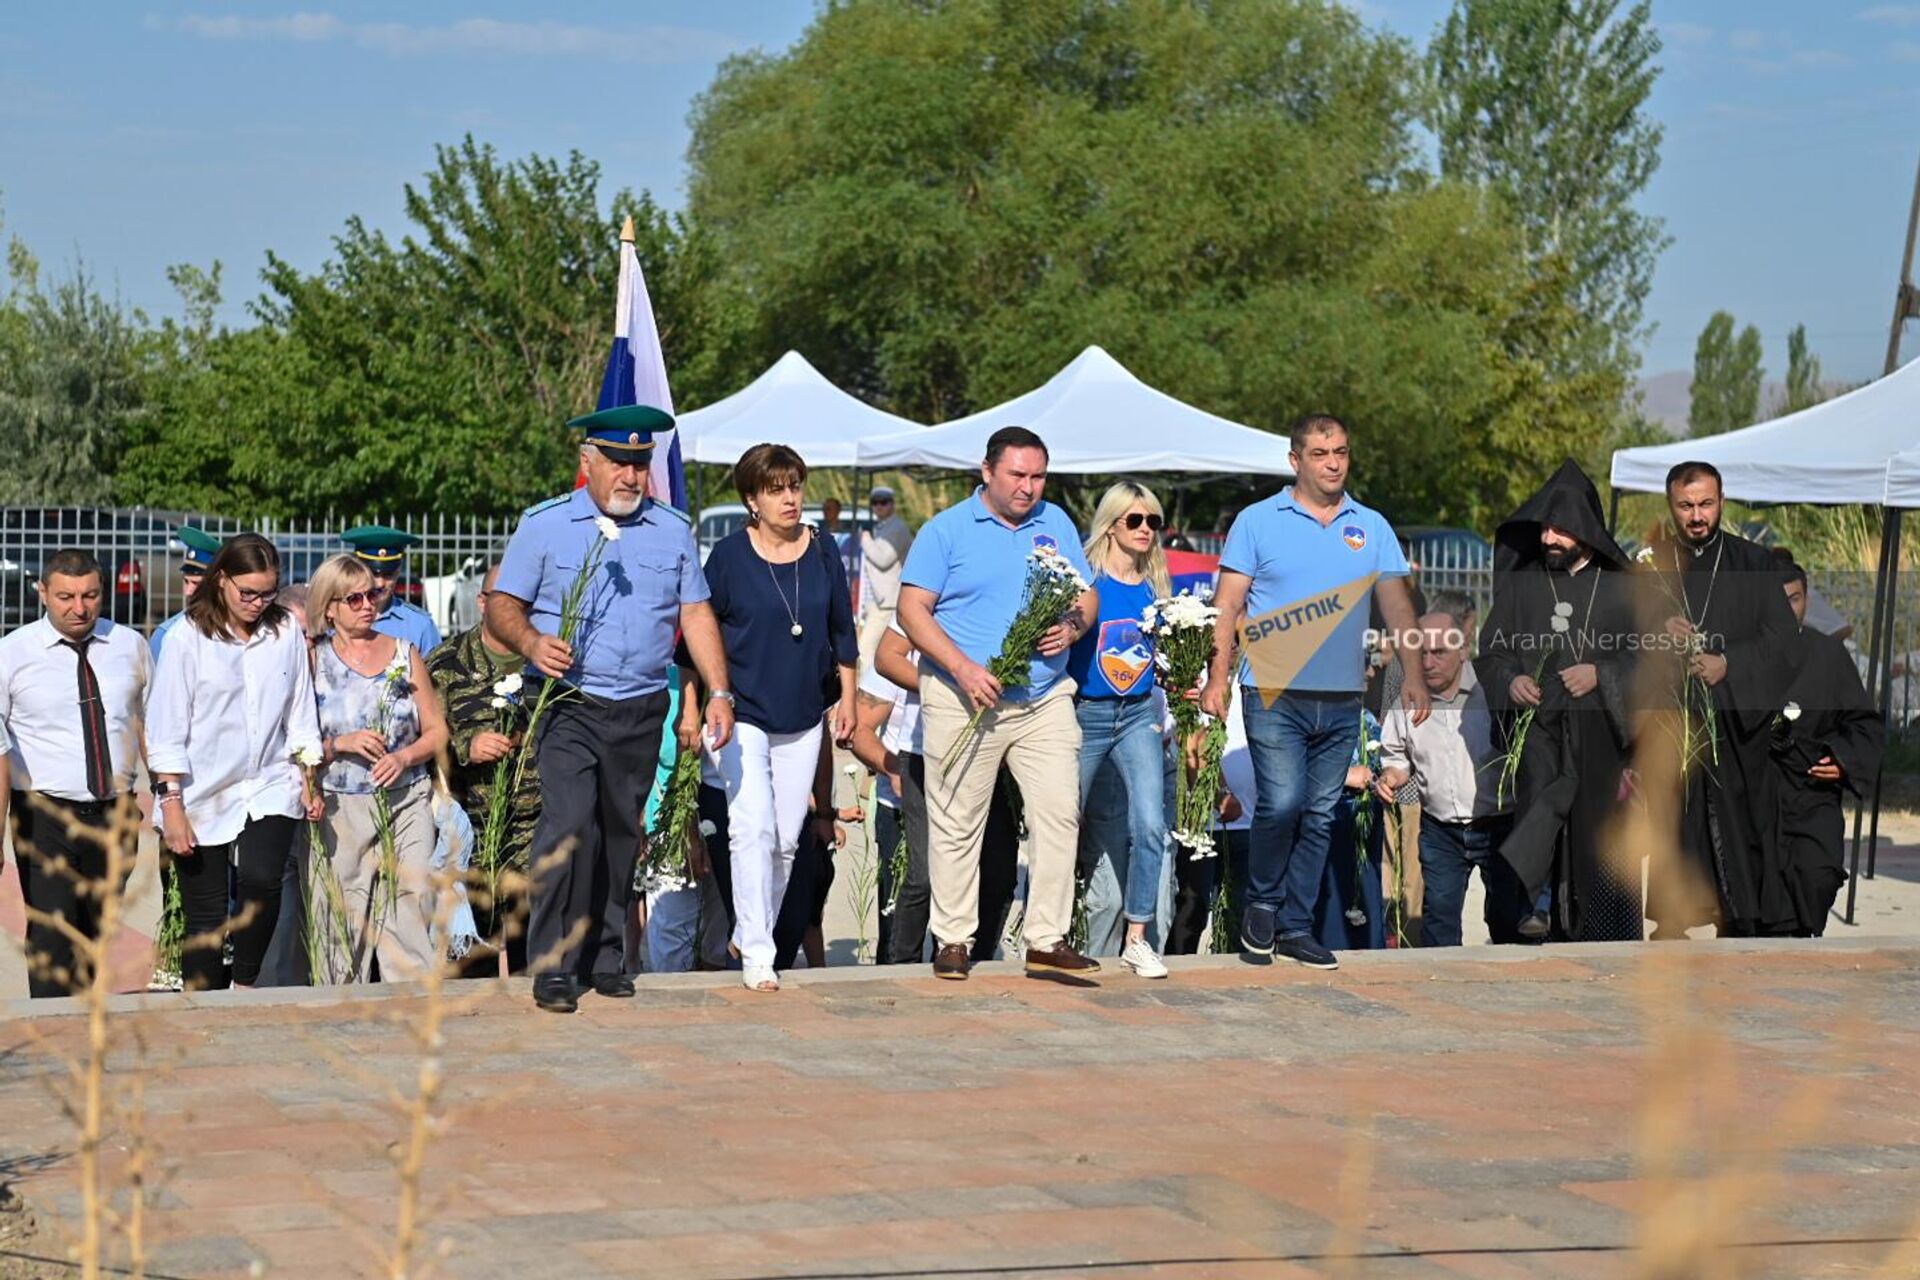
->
[1243, 689, 1362, 939]
[1418, 816, 1525, 947]
[1076, 696, 1170, 926]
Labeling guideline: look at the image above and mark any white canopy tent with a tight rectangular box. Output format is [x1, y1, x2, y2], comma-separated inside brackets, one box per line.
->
[1609, 353, 1920, 925]
[1609, 353, 1920, 505]
[853, 345, 1294, 476]
[674, 350, 925, 468]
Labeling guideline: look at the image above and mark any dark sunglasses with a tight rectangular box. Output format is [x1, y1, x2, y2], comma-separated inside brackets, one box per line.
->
[1120, 513, 1165, 532]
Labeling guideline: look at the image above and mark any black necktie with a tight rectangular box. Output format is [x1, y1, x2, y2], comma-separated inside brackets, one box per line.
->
[60, 638, 114, 800]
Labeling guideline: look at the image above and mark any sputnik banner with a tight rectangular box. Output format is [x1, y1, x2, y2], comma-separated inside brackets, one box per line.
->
[1238, 572, 1380, 706]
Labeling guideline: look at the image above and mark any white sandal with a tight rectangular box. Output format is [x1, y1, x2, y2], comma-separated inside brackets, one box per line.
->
[742, 964, 779, 992]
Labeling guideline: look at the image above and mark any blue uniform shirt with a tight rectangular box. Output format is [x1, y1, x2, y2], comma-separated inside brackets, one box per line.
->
[495, 488, 710, 701]
[1220, 488, 1407, 693]
[373, 597, 442, 655]
[149, 611, 185, 660]
[900, 488, 1093, 702]
[1066, 575, 1157, 699]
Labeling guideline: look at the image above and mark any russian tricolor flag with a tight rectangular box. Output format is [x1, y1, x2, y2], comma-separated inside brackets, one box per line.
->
[590, 218, 686, 510]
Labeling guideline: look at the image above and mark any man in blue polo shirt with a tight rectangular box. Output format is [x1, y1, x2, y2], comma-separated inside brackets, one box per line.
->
[489, 403, 734, 1013]
[899, 425, 1101, 981]
[1202, 413, 1428, 970]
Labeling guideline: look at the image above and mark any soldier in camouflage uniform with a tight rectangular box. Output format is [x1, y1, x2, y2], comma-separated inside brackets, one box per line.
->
[427, 564, 540, 972]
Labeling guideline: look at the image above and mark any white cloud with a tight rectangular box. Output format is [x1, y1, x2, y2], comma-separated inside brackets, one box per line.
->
[1860, 5, 1920, 25]
[146, 12, 741, 64]
[1659, 21, 1716, 47]
[1728, 28, 1772, 52]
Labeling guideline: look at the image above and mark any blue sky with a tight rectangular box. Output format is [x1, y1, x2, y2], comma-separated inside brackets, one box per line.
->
[2, 2, 1917, 382]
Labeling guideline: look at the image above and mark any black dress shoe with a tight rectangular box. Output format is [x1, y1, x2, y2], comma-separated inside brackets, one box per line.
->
[591, 972, 636, 998]
[533, 976, 578, 1013]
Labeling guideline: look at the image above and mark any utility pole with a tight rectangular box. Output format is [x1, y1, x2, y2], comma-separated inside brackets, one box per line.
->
[1846, 154, 1920, 925]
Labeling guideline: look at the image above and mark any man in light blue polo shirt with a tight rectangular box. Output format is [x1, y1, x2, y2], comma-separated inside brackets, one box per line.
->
[899, 425, 1101, 981]
[489, 403, 735, 1013]
[1202, 413, 1428, 970]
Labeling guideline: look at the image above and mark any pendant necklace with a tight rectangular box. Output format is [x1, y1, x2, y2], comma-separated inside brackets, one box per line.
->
[764, 532, 805, 638]
[1546, 565, 1601, 663]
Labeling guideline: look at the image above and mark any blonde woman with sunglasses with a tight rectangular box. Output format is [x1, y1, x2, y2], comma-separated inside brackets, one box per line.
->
[1068, 482, 1175, 978]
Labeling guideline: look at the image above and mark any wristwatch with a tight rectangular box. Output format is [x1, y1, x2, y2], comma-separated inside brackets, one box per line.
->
[707, 689, 736, 706]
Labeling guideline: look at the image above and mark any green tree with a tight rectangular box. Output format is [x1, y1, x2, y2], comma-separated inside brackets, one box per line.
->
[122, 138, 748, 518]
[1427, 0, 1667, 378]
[1779, 322, 1823, 415]
[685, 0, 1632, 527]
[0, 228, 153, 506]
[1688, 310, 1763, 437]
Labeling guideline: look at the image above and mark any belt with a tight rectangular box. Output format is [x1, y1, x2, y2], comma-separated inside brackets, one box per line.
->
[1430, 814, 1509, 830]
[11, 790, 124, 820]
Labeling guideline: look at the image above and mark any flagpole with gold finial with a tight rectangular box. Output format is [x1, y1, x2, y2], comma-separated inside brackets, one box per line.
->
[620, 213, 636, 244]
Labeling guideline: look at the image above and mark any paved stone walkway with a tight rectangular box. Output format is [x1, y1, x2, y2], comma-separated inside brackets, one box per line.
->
[3, 939, 1919, 1279]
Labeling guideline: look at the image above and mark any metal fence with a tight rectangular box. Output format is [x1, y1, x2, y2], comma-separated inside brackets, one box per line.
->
[0, 507, 515, 637]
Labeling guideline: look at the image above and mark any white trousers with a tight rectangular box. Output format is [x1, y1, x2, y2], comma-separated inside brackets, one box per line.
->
[718, 719, 824, 969]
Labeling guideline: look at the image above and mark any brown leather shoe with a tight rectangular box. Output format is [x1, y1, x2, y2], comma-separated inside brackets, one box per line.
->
[933, 942, 970, 980]
[1024, 942, 1101, 975]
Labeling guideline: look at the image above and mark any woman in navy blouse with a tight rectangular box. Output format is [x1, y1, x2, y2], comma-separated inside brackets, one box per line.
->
[703, 444, 857, 991]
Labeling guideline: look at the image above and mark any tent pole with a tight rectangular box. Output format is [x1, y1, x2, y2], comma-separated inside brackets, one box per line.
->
[1865, 508, 1903, 884]
[1845, 510, 1895, 921]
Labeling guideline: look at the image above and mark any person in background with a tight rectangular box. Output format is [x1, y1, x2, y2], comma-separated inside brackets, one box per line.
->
[632, 663, 712, 974]
[341, 525, 442, 655]
[1309, 709, 1386, 951]
[147, 534, 321, 992]
[1168, 688, 1250, 954]
[858, 485, 914, 669]
[1772, 561, 1884, 934]
[1376, 608, 1525, 947]
[489, 403, 732, 1014]
[700, 443, 857, 992]
[899, 426, 1101, 981]
[150, 526, 222, 659]
[427, 563, 541, 973]
[0, 550, 152, 997]
[307, 553, 449, 982]
[1067, 480, 1174, 978]
[1202, 414, 1427, 971]
[255, 581, 315, 987]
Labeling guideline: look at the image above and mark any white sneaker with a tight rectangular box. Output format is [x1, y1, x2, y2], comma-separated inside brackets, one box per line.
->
[1121, 939, 1169, 979]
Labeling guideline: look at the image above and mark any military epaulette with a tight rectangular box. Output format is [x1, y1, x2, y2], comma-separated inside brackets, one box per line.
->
[521, 494, 570, 518]
[651, 501, 692, 526]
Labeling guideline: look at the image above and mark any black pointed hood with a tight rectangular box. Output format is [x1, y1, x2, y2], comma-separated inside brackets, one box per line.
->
[1494, 458, 1628, 574]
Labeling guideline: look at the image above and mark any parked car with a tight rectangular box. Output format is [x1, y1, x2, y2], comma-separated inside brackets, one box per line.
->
[0, 553, 37, 630]
[696, 503, 876, 564]
[0, 507, 191, 627]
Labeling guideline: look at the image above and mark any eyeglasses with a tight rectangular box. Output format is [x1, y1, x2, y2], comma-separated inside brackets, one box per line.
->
[338, 590, 381, 609]
[234, 586, 279, 605]
[1120, 513, 1165, 532]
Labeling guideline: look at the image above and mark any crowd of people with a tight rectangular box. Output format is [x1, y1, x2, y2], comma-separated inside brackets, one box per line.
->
[0, 401, 1886, 1005]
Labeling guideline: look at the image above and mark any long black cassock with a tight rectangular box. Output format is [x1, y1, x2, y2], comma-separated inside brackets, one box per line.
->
[1481, 460, 1643, 942]
[1770, 626, 1883, 935]
[1644, 530, 1804, 935]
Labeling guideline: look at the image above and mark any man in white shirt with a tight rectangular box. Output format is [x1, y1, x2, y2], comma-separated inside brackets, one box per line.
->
[1374, 609, 1527, 947]
[858, 487, 914, 669]
[0, 550, 152, 997]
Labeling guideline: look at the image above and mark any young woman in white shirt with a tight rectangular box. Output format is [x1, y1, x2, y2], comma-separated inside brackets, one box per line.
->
[147, 534, 323, 992]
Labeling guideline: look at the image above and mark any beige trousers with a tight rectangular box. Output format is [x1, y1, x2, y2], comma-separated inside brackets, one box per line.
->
[919, 674, 1081, 950]
[310, 776, 438, 984]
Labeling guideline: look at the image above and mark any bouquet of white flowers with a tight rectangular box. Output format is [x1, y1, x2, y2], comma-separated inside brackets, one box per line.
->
[941, 546, 1089, 773]
[1141, 590, 1222, 854]
[640, 743, 702, 895]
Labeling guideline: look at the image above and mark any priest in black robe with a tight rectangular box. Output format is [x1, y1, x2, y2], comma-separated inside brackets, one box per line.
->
[1643, 461, 1805, 937]
[1481, 459, 1643, 942]
[1771, 560, 1883, 934]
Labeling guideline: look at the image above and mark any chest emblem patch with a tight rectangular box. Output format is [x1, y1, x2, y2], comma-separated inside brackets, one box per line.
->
[1341, 525, 1367, 551]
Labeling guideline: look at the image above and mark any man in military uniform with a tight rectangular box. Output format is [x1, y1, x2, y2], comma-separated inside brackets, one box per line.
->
[427, 562, 541, 972]
[149, 526, 220, 658]
[488, 403, 734, 1013]
[341, 525, 442, 653]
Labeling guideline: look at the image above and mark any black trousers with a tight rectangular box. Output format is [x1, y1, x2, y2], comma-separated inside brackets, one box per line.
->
[1169, 827, 1250, 955]
[173, 815, 300, 990]
[11, 791, 118, 999]
[527, 692, 668, 980]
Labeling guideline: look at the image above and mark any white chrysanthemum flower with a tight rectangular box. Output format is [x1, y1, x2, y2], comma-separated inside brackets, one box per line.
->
[594, 515, 622, 543]
[497, 672, 523, 696]
[1553, 601, 1574, 617]
[1550, 616, 1570, 633]
[1782, 701, 1802, 722]
[295, 745, 323, 768]
[1635, 546, 1656, 564]
[841, 763, 861, 778]
[1366, 738, 1381, 754]
[490, 696, 507, 709]
[699, 819, 718, 838]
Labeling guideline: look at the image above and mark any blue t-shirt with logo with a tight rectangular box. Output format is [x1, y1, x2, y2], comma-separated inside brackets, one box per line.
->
[900, 488, 1093, 702]
[1219, 488, 1407, 693]
[1066, 575, 1157, 699]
